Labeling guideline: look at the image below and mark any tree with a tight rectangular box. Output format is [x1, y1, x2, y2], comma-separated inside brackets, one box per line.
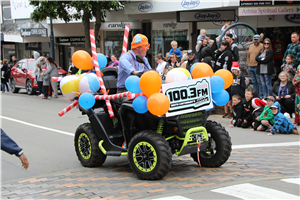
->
[30, 1, 126, 55]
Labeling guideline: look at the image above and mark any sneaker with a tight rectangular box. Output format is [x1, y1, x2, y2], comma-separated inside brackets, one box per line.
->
[38, 94, 44, 97]
[52, 95, 58, 98]
[292, 113, 295, 118]
[42, 97, 48, 99]
[228, 113, 233, 119]
[265, 126, 272, 132]
[284, 112, 290, 118]
[222, 113, 228, 118]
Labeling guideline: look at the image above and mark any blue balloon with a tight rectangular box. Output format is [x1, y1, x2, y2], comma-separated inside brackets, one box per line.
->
[133, 96, 148, 114]
[212, 89, 229, 106]
[190, 62, 199, 74]
[210, 75, 225, 93]
[97, 54, 107, 69]
[125, 76, 142, 93]
[79, 92, 95, 109]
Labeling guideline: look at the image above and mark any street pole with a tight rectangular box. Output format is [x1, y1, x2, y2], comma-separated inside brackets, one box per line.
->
[50, 18, 55, 60]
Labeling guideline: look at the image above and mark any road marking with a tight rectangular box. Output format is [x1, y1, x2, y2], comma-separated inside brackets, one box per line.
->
[1, 116, 74, 136]
[1, 116, 300, 149]
[211, 183, 299, 199]
[152, 196, 192, 200]
[281, 178, 300, 185]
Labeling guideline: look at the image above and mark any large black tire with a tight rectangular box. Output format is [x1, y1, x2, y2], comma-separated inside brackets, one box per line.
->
[26, 80, 35, 95]
[128, 130, 172, 180]
[10, 78, 20, 93]
[191, 120, 231, 167]
[74, 123, 106, 167]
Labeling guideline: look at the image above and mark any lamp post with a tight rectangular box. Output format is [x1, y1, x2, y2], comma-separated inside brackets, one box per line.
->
[50, 18, 55, 60]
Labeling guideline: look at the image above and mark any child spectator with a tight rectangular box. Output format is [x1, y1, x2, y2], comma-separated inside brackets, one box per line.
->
[41, 67, 50, 99]
[34, 63, 43, 97]
[268, 102, 298, 135]
[281, 54, 296, 82]
[257, 96, 275, 132]
[250, 98, 266, 131]
[236, 88, 255, 128]
[231, 62, 246, 99]
[215, 22, 237, 44]
[245, 77, 254, 90]
[168, 41, 182, 60]
[293, 66, 300, 125]
[229, 95, 243, 127]
[196, 29, 214, 49]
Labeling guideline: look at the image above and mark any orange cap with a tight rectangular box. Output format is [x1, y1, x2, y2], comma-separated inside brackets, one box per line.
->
[131, 34, 149, 49]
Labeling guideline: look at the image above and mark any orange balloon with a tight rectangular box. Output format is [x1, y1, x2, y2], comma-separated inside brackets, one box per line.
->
[140, 71, 162, 97]
[192, 63, 214, 79]
[72, 50, 94, 70]
[214, 69, 233, 89]
[147, 93, 170, 116]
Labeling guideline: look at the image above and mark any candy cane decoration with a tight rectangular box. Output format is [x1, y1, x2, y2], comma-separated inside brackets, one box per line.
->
[95, 92, 130, 100]
[51, 77, 63, 82]
[127, 92, 143, 99]
[90, 29, 114, 118]
[58, 100, 78, 117]
[122, 25, 130, 54]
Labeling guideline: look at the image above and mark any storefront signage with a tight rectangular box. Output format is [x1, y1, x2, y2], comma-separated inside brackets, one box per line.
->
[177, 10, 235, 22]
[10, 0, 35, 19]
[274, 1, 300, 5]
[25, 43, 41, 51]
[239, 6, 300, 16]
[153, 21, 189, 30]
[56, 37, 85, 43]
[285, 14, 300, 23]
[20, 28, 48, 37]
[138, 2, 153, 12]
[101, 22, 142, 30]
[181, 0, 200, 9]
[213, 15, 239, 26]
[240, 0, 272, 6]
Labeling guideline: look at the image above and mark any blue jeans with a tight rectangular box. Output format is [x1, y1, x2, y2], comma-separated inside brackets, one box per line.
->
[260, 74, 272, 98]
[248, 67, 263, 98]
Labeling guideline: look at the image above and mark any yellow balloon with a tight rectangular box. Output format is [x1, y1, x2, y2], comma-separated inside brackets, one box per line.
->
[60, 75, 79, 99]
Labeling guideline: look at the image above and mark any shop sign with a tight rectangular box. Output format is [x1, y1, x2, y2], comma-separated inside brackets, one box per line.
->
[25, 42, 41, 51]
[177, 10, 235, 22]
[107, 22, 130, 28]
[153, 21, 188, 30]
[181, 0, 200, 9]
[101, 22, 142, 30]
[274, 1, 300, 5]
[56, 37, 85, 43]
[285, 14, 300, 23]
[213, 15, 239, 26]
[21, 28, 48, 37]
[239, 6, 300, 16]
[240, 0, 272, 6]
[138, 2, 153, 12]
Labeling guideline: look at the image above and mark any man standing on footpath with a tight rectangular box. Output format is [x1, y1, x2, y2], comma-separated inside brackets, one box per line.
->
[282, 32, 300, 69]
[225, 33, 239, 62]
[117, 33, 151, 94]
[185, 50, 199, 72]
[247, 34, 264, 98]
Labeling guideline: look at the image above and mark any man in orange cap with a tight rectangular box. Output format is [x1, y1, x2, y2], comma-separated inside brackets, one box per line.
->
[117, 34, 151, 93]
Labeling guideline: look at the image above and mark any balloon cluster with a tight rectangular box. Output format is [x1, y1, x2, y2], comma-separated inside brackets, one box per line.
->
[126, 71, 170, 116]
[60, 50, 108, 109]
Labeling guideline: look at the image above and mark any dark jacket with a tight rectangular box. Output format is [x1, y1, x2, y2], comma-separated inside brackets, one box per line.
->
[1, 129, 23, 157]
[255, 49, 274, 75]
[231, 73, 246, 98]
[242, 97, 254, 122]
[1, 63, 9, 82]
[270, 80, 295, 99]
[198, 46, 214, 67]
[233, 101, 243, 126]
[215, 48, 233, 72]
[252, 107, 264, 122]
[231, 42, 239, 62]
[186, 57, 199, 72]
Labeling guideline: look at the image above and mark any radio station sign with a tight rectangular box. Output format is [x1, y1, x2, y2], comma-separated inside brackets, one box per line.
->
[162, 77, 213, 117]
[20, 28, 48, 37]
[177, 10, 235, 22]
[239, 6, 300, 16]
[240, 0, 272, 6]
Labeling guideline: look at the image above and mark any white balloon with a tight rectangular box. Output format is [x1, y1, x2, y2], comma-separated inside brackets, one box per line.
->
[165, 69, 189, 83]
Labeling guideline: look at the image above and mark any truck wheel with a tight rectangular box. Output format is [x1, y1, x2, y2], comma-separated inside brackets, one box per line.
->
[74, 123, 106, 167]
[128, 130, 172, 180]
[191, 120, 232, 167]
[11, 78, 19, 93]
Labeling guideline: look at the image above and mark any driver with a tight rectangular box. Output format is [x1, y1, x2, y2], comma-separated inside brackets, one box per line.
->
[117, 34, 151, 94]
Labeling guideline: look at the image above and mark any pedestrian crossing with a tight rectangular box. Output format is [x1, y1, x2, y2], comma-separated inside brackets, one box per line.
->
[152, 178, 300, 200]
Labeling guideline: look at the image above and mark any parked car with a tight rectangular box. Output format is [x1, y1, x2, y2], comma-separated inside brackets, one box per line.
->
[10, 59, 67, 95]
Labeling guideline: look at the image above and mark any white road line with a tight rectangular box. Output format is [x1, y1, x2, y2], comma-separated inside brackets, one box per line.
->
[1, 116, 74, 136]
[152, 196, 192, 200]
[1, 116, 300, 149]
[281, 178, 300, 185]
[211, 183, 299, 199]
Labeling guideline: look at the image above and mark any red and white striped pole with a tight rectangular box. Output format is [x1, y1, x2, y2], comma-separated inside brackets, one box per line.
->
[58, 100, 78, 117]
[90, 29, 114, 118]
[122, 25, 130, 54]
